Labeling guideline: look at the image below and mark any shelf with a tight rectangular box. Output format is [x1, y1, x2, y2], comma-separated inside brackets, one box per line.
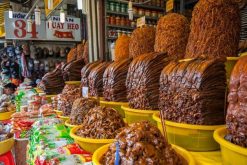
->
[106, 10, 159, 20]
[107, 24, 135, 30]
[107, 0, 165, 11]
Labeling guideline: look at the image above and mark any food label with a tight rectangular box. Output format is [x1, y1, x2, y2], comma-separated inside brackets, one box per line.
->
[166, 0, 174, 12]
[82, 87, 89, 98]
[137, 16, 146, 28]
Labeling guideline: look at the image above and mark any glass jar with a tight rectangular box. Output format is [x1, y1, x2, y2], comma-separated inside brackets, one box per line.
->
[110, 15, 116, 25]
[106, 16, 110, 24]
[151, 11, 157, 18]
[139, 8, 144, 16]
[133, 7, 138, 15]
[126, 18, 131, 26]
[107, 3, 110, 11]
[145, 10, 151, 17]
[115, 3, 120, 12]
[120, 17, 126, 26]
[110, 2, 115, 11]
[116, 16, 121, 25]
[121, 4, 126, 13]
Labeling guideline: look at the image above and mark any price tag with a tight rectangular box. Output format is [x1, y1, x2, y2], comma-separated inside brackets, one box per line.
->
[137, 16, 146, 28]
[82, 87, 89, 98]
[166, 0, 174, 12]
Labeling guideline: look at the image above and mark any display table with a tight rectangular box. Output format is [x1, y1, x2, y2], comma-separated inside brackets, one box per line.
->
[191, 151, 222, 165]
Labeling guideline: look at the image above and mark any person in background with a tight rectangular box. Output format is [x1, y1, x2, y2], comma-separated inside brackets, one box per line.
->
[3, 83, 17, 96]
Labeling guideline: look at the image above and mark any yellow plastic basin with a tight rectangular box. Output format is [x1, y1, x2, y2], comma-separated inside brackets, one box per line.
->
[65, 81, 81, 85]
[92, 143, 195, 165]
[226, 57, 239, 80]
[0, 137, 14, 155]
[34, 87, 43, 93]
[0, 111, 15, 121]
[70, 126, 115, 153]
[58, 115, 69, 122]
[54, 109, 62, 116]
[46, 95, 56, 103]
[100, 100, 128, 118]
[121, 105, 158, 125]
[65, 120, 79, 129]
[153, 112, 223, 151]
[214, 127, 247, 165]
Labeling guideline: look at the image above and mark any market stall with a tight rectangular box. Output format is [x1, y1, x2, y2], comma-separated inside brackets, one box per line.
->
[1, 0, 247, 165]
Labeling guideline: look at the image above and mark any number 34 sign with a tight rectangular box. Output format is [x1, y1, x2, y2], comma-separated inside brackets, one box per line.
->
[5, 12, 47, 40]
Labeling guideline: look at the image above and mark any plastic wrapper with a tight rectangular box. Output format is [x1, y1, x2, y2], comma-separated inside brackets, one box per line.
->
[57, 87, 80, 116]
[76, 106, 125, 139]
[81, 61, 101, 87]
[226, 56, 247, 147]
[126, 52, 169, 110]
[101, 121, 184, 165]
[69, 98, 98, 125]
[129, 27, 156, 58]
[0, 122, 12, 141]
[155, 13, 190, 59]
[88, 62, 111, 97]
[62, 84, 81, 94]
[38, 67, 65, 94]
[115, 35, 130, 61]
[103, 59, 132, 102]
[185, 0, 240, 59]
[159, 59, 226, 125]
[63, 59, 85, 81]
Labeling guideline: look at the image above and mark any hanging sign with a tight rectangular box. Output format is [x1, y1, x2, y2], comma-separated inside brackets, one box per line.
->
[137, 16, 146, 28]
[4, 12, 46, 40]
[46, 16, 81, 41]
[4, 12, 81, 41]
[44, 0, 63, 17]
[166, 0, 174, 12]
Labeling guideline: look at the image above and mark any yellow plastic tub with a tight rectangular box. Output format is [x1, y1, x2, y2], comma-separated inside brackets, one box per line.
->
[34, 87, 43, 93]
[0, 111, 15, 121]
[46, 95, 56, 103]
[70, 126, 115, 153]
[65, 81, 81, 85]
[65, 120, 79, 129]
[100, 100, 128, 118]
[54, 109, 63, 116]
[92, 143, 195, 165]
[214, 127, 247, 165]
[58, 115, 69, 122]
[0, 137, 14, 155]
[152, 112, 223, 151]
[121, 105, 158, 125]
[225, 57, 239, 80]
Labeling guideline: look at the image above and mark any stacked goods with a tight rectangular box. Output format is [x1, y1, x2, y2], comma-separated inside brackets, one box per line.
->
[159, 59, 226, 125]
[226, 56, 247, 147]
[69, 98, 98, 125]
[57, 87, 80, 116]
[88, 62, 111, 97]
[81, 61, 101, 87]
[185, 0, 240, 59]
[101, 121, 184, 165]
[67, 48, 77, 63]
[126, 52, 169, 110]
[103, 59, 132, 102]
[51, 96, 58, 109]
[155, 13, 190, 59]
[62, 84, 80, 94]
[38, 67, 65, 94]
[115, 35, 130, 61]
[129, 27, 156, 58]
[76, 43, 84, 60]
[76, 106, 125, 139]
[83, 41, 89, 64]
[63, 59, 85, 81]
